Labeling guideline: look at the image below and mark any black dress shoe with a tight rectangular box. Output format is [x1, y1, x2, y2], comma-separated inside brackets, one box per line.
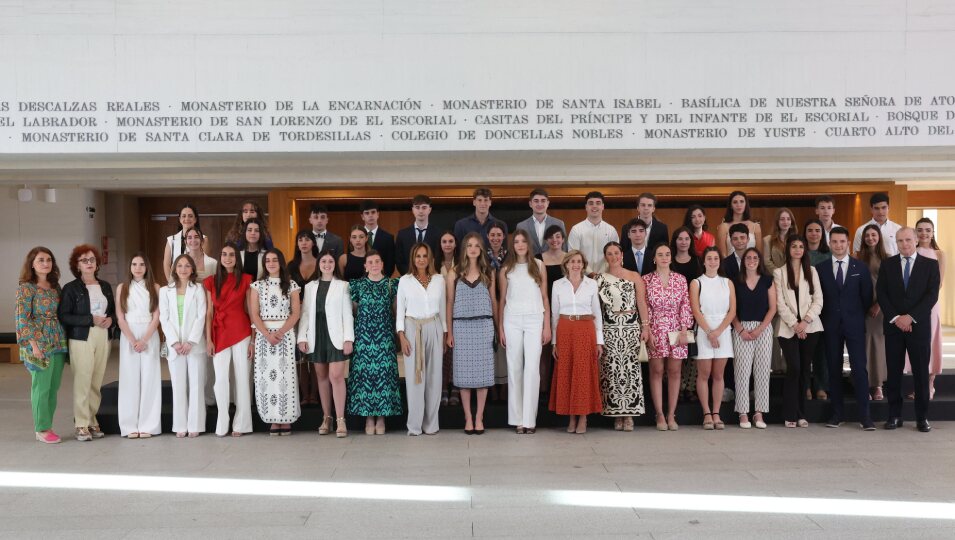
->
[825, 417, 842, 428]
[860, 419, 876, 431]
[464, 429, 475, 435]
[884, 417, 903, 430]
[917, 420, 932, 433]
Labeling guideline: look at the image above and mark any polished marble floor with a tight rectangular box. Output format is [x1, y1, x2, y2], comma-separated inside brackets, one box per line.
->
[1, 350, 954, 539]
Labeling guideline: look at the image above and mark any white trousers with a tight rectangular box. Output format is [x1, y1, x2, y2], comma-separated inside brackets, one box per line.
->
[118, 323, 162, 436]
[167, 347, 207, 433]
[403, 317, 444, 435]
[504, 313, 544, 428]
[213, 337, 252, 436]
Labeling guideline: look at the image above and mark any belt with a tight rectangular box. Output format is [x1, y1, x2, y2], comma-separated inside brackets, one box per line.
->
[405, 314, 441, 384]
[559, 314, 594, 321]
[262, 320, 285, 330]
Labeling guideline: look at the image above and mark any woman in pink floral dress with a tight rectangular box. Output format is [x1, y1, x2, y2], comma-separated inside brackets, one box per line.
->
[643, 243, 694, 432]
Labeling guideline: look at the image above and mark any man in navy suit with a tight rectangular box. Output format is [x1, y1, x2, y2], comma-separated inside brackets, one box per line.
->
[878, 227, 941, 432]
[720, 223, 749, 282]
[621, 218, 655, 275]
[395, 194, 443, 275]
[360, 200, 396, 277]
[816, 227, 875, 430]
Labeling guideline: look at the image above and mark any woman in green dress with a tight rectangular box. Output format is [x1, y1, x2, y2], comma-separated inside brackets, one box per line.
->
[347, 250, 402, 435]
[16, 246, 69, 444]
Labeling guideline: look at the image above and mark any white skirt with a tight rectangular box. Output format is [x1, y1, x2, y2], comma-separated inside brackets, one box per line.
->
[695, 316, 734, 359]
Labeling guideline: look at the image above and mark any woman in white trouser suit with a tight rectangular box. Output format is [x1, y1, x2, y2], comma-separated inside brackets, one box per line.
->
[498, 230, 551, 434]
[159, 254, 208, 437]
[116, 253, 162, 438]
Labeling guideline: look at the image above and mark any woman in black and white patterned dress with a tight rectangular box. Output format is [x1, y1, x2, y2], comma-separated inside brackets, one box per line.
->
[250, 249, 301, 435]
[596, 242, 650, 430]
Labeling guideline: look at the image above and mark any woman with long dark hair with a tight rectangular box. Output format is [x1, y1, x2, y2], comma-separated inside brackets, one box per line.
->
[774, 234, 823, 428]
[716, 191, 762, 258]
[298, 249, 353, 437]
[116, 252, 162, 438]
[289, 230, 320, 405]
[162, 203, 207, 283]
[16, 247, 68, 444]
[683, 205, 715, 258]
[204, 242, 253, 437]
[732, 248, 776, 429]
[225, 200, 273, 249]
[251, 249, 301, 435]
[856, 224, 888, 400]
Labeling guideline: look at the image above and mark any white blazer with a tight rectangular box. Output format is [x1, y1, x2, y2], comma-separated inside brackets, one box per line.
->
[297, 279, 355, 352]
[159, 281, 207, 346]
[773, 266, 823, 338]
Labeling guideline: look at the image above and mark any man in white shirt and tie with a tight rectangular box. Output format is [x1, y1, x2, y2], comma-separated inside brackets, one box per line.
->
[396, 194, 442, 275]
[567, 191, 619, 274]
[853, 192, 901, 256]
[308, 204, 345, 258]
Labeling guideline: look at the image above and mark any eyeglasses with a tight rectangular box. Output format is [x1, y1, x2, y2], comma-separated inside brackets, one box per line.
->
[78, 257, 96, 265]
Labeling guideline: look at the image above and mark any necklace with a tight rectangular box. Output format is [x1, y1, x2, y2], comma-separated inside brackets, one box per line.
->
[415, 273, 431, 288]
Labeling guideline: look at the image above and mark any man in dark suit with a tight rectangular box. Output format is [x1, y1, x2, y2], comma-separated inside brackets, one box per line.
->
[720, 223, 749, 282]
[620, 192, 669, 256]
[878, 227, 941, 432]
[621, 218, 656, 275]
[360, 200, 396, 277]
[453, 187, 508, 246]
[395, 194, 442, 275]
[816, 227, 875, 430]
[514, 188, 566, 256]
[308, 204, 345, 258]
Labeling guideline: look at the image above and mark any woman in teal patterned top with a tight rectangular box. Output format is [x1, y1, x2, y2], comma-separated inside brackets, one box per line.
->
[16, 247, 69, 444]
[347, 250, 402, 434]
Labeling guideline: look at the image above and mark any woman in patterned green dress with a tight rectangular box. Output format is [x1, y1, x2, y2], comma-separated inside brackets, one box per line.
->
[16, 247, 69, 444]
[347, 251, 402, 434]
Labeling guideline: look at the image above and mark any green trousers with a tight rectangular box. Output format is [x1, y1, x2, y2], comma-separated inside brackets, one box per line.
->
[30, 353, 66, 432]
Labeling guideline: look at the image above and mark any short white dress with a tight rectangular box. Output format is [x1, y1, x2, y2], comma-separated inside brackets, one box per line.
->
[694, 274, 734, 359]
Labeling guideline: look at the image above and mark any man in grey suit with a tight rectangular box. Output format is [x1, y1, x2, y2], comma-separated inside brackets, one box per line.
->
[309, 204, 345, 258]
[514, 188, 566, 256]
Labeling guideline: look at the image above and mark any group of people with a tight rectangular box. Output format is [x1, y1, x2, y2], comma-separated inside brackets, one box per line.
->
[15, 190, 944, 443]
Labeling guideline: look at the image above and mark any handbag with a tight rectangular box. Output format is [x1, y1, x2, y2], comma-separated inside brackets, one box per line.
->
[668, 330, 695, 346]
[637, 340, 649, 363]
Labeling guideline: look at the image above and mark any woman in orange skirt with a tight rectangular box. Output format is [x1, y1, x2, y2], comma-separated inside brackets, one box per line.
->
[549, 250, 604, 433]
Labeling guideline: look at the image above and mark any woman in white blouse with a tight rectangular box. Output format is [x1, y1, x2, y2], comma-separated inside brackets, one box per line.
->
[499, 230, 551, 434]
[773, 234, 823, 428]
[396, 243, 447, 436]
[548, 250, 604, 434]
[159, 254, 207, 438]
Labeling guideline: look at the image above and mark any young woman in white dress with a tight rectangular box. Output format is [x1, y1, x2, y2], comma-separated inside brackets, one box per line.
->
[689, 246, 737, 430]
[250, 249, 301, 435]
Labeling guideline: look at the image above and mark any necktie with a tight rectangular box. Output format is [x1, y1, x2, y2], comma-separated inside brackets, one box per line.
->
[416, 228, 425, 243]
[316, 232, 325, 238]
[367, 229, 375, 246]
[636, 250, 644, 273]
[836, 260, 844, 287]
[903, 256, 911, 289]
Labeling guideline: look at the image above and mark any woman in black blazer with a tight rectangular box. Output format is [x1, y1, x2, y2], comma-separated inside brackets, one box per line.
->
[58, 244, 116, 442]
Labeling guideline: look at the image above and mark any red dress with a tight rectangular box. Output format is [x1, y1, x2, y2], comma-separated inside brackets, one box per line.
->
[692, 230, 716, 258]
[203, 273, 252, 353]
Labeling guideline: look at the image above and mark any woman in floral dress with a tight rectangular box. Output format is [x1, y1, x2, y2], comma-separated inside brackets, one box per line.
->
[643, 243, 694, 431]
